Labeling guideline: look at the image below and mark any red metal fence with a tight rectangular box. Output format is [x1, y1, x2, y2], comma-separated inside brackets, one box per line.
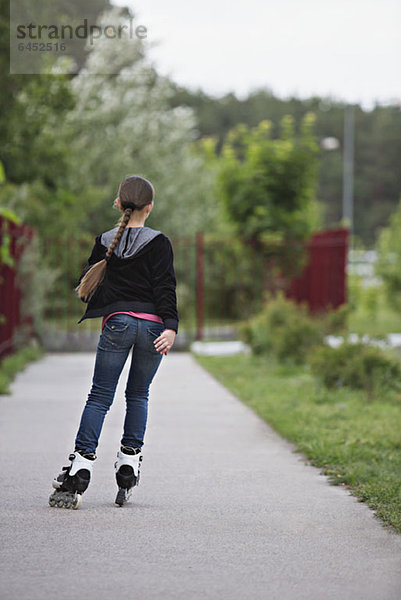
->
[286, 228, 348, 312]
[0, 215, 35, 360]
[191, 228, 348, 339]
[0, 224, 348, 353]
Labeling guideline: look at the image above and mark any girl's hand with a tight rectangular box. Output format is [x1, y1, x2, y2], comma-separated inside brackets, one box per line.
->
[153, 329, 176, 355]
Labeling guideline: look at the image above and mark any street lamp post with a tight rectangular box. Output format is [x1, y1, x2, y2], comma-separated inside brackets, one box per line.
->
[343, 104, 355, 240]
[320, 103, 355, 247]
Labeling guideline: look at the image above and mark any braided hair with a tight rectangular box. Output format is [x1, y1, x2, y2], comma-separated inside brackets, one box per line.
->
[75, 175, 155, 303]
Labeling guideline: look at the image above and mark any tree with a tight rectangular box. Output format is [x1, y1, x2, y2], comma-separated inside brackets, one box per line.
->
[0, 0, 112, 185]
[168, 86, 401, 246]
[60, 8, 218, 240]
[212, 113, 322, 247]
[196, 113, 323, 299]
[1, 6, 219, 241]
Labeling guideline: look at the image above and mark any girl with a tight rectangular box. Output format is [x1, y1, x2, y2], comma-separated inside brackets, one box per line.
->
[48, 175, 178, 509]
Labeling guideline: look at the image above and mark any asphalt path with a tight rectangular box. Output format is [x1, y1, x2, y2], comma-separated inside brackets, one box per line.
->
[0, 352, 400, 600]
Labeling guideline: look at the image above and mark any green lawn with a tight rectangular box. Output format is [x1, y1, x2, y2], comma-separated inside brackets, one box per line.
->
[0, 344, 45, 395]
[193, 352, 401, 534]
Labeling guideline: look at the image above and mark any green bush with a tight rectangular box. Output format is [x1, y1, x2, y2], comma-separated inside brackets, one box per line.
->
[321, 302, 350, 335]
[239, 292, 327, 364]
[376, 193, 401, 311]
[309, 341, 401, 398]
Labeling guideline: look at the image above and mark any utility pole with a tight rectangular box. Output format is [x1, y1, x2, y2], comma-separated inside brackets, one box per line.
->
[343, 104, 355, 242]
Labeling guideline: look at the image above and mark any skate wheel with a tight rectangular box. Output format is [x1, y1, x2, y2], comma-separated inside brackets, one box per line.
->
[72, 494, 82, 510]
[64, 501, 72, 509]
[115, 488, 126, 506]
[49, 498, 56, 507]
[56, 499, 64, 508]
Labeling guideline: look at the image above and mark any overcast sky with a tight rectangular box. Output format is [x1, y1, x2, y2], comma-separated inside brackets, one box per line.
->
[114, 0, 400, 109]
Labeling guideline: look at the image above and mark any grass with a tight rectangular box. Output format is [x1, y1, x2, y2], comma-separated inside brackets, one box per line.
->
[193, 352, 401, 534]
[0, 344, 45, 395]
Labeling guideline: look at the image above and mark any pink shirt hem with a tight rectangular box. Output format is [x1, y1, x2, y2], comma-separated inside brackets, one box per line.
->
[101, 312, 164, 331]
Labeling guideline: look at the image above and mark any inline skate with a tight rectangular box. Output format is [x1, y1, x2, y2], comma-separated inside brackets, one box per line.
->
[49, 451, 96, 509]
[114, 445, 143, 506]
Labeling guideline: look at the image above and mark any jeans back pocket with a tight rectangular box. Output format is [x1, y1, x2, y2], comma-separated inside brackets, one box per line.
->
[147, 326, 164, 355]
[99, 320, 129, 351]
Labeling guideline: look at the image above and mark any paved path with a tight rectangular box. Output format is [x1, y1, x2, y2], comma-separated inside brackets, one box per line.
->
[0, 352, 400, 600]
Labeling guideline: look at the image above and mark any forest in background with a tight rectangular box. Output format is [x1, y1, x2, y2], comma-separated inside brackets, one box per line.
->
[168, 85, 401, 246]
[0, 0, 400, 248]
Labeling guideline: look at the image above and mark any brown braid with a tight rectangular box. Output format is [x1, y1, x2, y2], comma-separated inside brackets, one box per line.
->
[75, 208, 133, 302]
[106, 208, 133, 260]
[75, 175, 155, 303]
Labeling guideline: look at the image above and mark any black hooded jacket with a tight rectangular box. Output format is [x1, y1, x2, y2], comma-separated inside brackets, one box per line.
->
[76, 226, 179, 333]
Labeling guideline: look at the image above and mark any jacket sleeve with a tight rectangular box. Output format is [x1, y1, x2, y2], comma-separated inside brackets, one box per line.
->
[76, 235, 107, 295]
[150, 235, 179, 333]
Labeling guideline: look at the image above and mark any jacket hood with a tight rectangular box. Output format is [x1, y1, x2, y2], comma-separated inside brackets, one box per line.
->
[100, 226, 162, 259]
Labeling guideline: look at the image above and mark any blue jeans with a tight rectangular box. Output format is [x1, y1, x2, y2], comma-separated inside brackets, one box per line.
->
[74, 314, 164, 454]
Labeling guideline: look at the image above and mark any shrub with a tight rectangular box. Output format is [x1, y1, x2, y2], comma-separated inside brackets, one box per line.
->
[239, 292, 326, 364]
[376, 193, 401, 311]
[308, 341, 401, 398]
[323, 303, 350, 335]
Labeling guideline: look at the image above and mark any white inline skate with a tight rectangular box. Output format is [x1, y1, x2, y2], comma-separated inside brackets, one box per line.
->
[49, 451, 96, 509]
[114, 445, 143, 507]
